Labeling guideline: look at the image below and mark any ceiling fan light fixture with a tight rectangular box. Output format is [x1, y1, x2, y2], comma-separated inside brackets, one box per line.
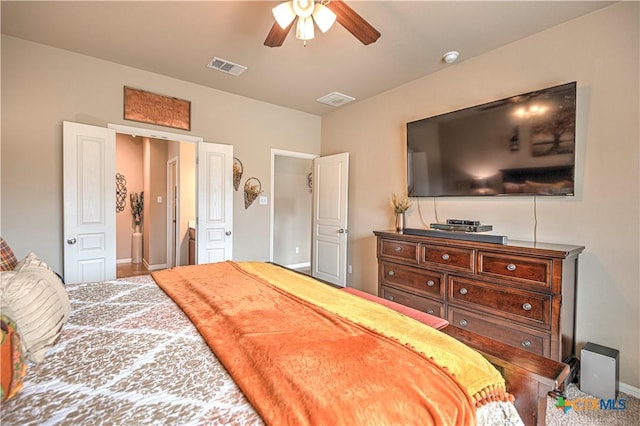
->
[292, 0, 315, 18]
[312, 3, 336, 33]
[273, 1, 296, 29]
[296, 16, 315, 40]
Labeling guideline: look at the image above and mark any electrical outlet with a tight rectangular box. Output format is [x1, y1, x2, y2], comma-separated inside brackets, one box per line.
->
[259, 196, 268, 205]
[295, 246, 300, 254]
[348, 265, 353, 274]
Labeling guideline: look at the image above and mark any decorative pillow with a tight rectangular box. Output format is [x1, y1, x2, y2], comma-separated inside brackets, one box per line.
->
[0, 255, 71, 364]
[13, 251, 53, 273]
[14, 252, 65, 285]
[1, 315, 28, 401]
[0, 238, 18, 271]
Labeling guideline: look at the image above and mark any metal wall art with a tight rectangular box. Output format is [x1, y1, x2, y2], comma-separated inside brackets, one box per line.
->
[244, 177, 262, 209]
[116, 173, 127, 212]
[123, 86, 191, 131]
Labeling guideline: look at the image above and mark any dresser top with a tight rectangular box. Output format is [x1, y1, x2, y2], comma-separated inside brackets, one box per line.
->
[374, 229, 585, 258]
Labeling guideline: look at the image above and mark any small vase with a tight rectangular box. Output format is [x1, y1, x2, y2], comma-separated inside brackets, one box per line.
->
[395, 213, 405, 232]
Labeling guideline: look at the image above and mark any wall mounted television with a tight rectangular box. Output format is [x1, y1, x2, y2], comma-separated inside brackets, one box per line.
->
[407, 82, 576, 197]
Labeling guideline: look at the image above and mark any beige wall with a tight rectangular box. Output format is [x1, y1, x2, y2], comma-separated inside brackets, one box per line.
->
[1, 34, 321, 270]
[322, 2, 639, 389]
[144, 138, 168, 268]
[273, 156, 313, 266]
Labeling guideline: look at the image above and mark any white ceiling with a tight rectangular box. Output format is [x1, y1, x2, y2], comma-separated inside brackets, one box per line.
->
[1, 1, 614, 116]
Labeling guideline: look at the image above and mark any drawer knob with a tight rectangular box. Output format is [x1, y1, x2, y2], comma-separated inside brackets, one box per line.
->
[459, 288, 468, 295]
[459, 319, 468, 327]
[394, 246, 402, 252]
[427, 280, 435, 287]
[427, 309, 434, 314]
[522, 303, 532, 311]
[388, 270, 395, 276]
[442, 254, 450, 261]
[521, 340, 532, 348]
[507, 263, 517, 271]
[387, 295, 395, 301]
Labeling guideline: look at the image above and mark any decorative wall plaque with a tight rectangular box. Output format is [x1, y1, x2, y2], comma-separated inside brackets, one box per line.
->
[124, 86, 191, 130]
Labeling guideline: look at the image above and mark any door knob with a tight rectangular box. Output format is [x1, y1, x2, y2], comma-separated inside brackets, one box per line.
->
[338, 228, 346, 234]
[225, 231, 232, 236]
[67, 238, 77, 245]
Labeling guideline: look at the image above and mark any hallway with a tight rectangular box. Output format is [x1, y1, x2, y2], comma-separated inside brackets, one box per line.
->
[116, 262, 149, 278]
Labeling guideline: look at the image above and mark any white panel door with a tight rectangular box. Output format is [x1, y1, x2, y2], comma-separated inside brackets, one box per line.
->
[312, 152, 349, 287]
[197, 141, 233, 263]
[63, 121, 116, 284]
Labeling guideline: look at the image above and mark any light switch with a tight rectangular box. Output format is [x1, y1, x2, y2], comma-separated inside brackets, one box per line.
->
[259, 196, 268, 205]
[157, 196, 163, 203]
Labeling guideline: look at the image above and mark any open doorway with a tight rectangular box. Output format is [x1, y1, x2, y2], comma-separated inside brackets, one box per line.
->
[270, 149, 317, 274]
[115, 132, 196, 277]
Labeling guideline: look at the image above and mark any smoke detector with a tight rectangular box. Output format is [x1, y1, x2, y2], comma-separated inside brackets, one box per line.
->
[207, 57, 247, 76]
[442, 51, 460, 64]
[316, 91, 355, 107]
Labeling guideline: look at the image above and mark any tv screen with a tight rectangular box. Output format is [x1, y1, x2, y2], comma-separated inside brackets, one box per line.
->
[407, 82, 576, 197]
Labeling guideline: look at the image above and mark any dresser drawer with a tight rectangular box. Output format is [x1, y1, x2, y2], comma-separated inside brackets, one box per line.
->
[448, 276, 551, 328]
[380, 239, 419, 264]
[448, 307, 549, 357]
[380, 262, 444, 299]
[421, 244, 474, 272]
[478, 252, 552, 289]
[380, 285, 445, 318]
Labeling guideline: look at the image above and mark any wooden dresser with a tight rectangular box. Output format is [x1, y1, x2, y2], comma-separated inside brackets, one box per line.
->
[374, 230, 584, 364]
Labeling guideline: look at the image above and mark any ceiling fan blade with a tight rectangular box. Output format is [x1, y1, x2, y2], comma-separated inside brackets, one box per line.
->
[326, 0, 380, 45]
[264, 20, 294, 47]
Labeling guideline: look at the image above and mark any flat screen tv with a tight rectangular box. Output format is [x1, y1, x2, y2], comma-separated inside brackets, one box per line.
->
[407, 82, 576, 197]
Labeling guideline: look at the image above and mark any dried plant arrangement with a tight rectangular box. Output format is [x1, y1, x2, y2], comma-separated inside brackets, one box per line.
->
[130, 192, 144, 227]
[244, 178, 262, 209]
[233, 157, 243, 191]
[391, 193, 412, 214]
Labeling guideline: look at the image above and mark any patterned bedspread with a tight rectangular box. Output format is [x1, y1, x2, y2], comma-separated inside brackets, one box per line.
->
[1, 274, 521, 426]
[1, 275, 262, 426]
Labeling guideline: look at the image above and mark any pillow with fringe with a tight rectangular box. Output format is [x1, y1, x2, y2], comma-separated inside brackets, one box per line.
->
[0, 254, 70, 363]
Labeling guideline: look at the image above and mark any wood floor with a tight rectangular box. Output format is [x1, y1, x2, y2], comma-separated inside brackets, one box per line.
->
[116, 262, 150, 278]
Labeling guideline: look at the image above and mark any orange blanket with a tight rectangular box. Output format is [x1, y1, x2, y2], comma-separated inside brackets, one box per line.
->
[153, 262, 489, 425]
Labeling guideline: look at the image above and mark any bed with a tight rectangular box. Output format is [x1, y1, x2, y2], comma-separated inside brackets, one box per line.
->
[1, 259, 569, 425]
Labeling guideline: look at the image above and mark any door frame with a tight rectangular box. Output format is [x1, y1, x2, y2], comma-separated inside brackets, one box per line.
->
[167, 156, 179, 267]
[269, 149, 318, 264]
[108, 123, 202, 269]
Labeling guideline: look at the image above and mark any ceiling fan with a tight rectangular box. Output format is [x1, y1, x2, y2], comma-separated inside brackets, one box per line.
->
[264, 0, 381, 47]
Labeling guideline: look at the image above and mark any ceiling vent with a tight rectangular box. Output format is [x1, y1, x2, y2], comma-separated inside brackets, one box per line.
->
[316, 91, 355, 107]
[207, 57, 247, 76]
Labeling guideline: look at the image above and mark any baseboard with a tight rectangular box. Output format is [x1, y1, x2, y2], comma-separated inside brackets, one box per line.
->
[285, 262, 310, 270]
[619, 382, 640, 398]
[116, 258, 132, 264]
[146, 261, 168, 271]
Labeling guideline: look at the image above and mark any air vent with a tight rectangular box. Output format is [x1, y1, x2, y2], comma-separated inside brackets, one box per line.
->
[316, 91, 356, 107]
[207, 57, 247, 76]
